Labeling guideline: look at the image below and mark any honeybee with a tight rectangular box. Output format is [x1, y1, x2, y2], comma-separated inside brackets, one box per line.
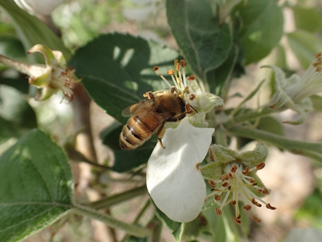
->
[119, 89, 194, 150]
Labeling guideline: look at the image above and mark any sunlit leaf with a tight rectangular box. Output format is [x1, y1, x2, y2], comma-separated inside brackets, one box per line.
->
[166, 0, 232, 83]
[0, 0, 70, 62]
[292, 6, 322, 33]
[0, 129, 73, 242]
[236, 0, 283, 64]
[70, 33, 178, 124]
[286, 30, 322, 69]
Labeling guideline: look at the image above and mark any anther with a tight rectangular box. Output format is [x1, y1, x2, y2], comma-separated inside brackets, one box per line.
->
[262, 188, 269, 194]
[233, 217, 241, 225]
[167, 70, 174, 75]
[215, 207, 222, 216]
[251, 198, 262, 207]
[228, 173, 233, 179]
[231, 200, 236, 205]
[208, 180, 216, 188]
[253, 215, 261, 223]
[231, 165, 238, 173]
[222, 182, 229, 187]
[176, 62, 180, 71]
[256, 162, 265, 170]
[189, 94, 195, 100]
[214, 194, 221, 201]
[153, 66, 159, 71]
[266, 203, 276, 210]
[180, 59, 186, 68]
[187, 74, 195, 80]
[243, 205, 251, 211]
[242, 167, 250, 175]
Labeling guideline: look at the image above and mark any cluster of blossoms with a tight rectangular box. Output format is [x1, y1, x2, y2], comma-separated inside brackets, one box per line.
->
[267, 52, 322, 124]
[146, 60, 277, 224]
[200, 143, 276, 224]
[0, 44, 78, 102]
[146, 60, 223, 222]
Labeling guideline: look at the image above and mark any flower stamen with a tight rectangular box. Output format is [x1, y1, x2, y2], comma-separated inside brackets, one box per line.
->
[208, 163, 276, 224]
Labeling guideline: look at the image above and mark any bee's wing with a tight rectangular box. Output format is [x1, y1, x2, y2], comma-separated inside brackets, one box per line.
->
[121, 100, 153, 117]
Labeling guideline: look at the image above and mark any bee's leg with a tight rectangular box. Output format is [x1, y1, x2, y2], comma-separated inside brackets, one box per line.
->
[167, 113, 186, 122]
[156, 122, 166, 149]
[144, 91, 156, 102]
[147, 91, 155, 102]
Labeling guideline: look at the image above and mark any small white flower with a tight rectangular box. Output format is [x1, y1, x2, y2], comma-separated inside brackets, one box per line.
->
[146, 60, 222, 222]
[266, 52, 322, 124]
[27, 44, 78, 101]
[206, 162, 276, 224]
[0, 44, 78, 101]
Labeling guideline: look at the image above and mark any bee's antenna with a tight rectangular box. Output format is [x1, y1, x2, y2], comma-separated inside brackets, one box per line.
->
[190, 105, 198, 113]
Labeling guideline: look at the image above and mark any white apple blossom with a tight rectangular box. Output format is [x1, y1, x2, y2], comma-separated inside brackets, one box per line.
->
[146, 60, 223, 222]
[266, 52, 322, 124]
[0, 44, 78, 101]
[200, 143, 276, 224]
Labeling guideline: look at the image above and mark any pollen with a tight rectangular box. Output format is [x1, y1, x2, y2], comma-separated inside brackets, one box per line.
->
[180, 59, 186, 68]
[313, 52, 322, 71]
[167, 70, 174, 75]
[215, 207, 222, 216]
[256, 162, 265, 170]
[253, 215, 261, 223]
[188, 75, 195, 80]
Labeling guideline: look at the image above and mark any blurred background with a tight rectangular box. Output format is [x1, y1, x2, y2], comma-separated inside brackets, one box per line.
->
[1, 0, 322, 241]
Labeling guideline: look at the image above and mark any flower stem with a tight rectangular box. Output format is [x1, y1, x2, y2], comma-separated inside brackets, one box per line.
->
[228, 126, 322, 160]
[0, 54, 32, 74]
[72, 203, 152, 238]
[121, 199, 152, 242]
[86, 185, 147, 209]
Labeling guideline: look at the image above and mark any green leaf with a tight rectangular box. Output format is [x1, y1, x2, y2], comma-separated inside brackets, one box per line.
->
[0, 36, 25, 60]
[202, 207, 239, 242]
[229, 126, 322, 161]
[0, 117, 20, 144]
[70, 33, 178, 124]
[236, 0, 284, 64]
[100, 122, 155, 172]
[0, 85, 37, 130]
[155, 207, 182, 241]
[0, 77, 30, 94]
[181, 216, 208, 241]
[286, 30, 322, 69]
[166, 0, 232, 82]
[292, 6, 322, 33]
[0, 0, 70, 61]
[209, 44, 240, 96]
[0, 129, 73, 242]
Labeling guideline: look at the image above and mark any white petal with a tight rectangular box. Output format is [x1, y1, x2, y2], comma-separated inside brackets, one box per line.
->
[147, 119, 214, 222]
[14, 0, 65, 15]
